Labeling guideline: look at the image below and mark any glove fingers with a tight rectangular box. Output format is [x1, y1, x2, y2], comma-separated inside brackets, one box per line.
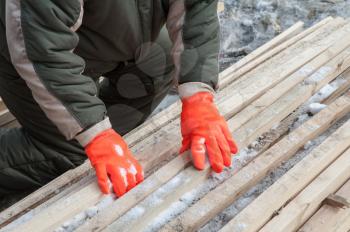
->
[215, 128, 232, 167]
[125, 151, 144, 184]
[108, 166, 128, 197]
[180, 136, 191, 154]
[94, 164, 110, 194]
[126, 172, 137, 191]
[190, 136, 206, 170]
[206, 135, 224, 173]
[221, 125, 238, 154]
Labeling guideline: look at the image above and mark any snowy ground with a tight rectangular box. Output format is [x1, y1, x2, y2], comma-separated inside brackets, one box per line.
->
[219, 0, 350, 70]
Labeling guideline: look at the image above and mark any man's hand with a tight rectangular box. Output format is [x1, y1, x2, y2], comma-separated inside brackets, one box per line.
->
[180, 92, 238, 172]
[85, 129, 144, 196]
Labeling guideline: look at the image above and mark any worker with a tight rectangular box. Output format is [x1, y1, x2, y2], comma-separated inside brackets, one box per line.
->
[0, 0, 238, 197]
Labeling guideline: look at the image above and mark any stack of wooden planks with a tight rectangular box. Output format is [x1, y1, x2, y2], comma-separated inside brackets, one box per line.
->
[1, 17, 350, 232]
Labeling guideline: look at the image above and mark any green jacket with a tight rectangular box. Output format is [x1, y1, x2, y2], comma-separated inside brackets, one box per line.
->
[0, 0, 219, 145]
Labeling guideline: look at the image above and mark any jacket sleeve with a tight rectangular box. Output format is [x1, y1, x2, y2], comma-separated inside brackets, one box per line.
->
[166, 0, 220, 97]
[5, 0, 111, 145]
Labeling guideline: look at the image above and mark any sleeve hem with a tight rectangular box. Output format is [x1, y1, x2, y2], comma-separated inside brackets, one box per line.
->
[178, 82, 215, 99]
[75, 117, 112, 147]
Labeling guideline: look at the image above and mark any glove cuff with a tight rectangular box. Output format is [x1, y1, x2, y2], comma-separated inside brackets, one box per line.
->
[75, 117, 112, 147]
[181, 91, 215, 106]
[178, 82, 215, 99]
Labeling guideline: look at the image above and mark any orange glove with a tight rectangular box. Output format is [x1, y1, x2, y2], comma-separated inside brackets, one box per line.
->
[180, 92, 238, 173]
[85, 129, 144, 196]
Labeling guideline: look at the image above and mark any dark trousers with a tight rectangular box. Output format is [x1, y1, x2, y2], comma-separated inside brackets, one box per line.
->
[0, 30, 174, 196]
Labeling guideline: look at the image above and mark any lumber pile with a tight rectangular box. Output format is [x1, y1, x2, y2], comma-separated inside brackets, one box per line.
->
[1, 17, 350, 232]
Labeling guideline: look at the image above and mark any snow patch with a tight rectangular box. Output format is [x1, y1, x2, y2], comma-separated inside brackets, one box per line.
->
[307, 103, 326, 115]
[54, 195, 115, 232]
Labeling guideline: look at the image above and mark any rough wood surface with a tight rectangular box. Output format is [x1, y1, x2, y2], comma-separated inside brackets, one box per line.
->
[323, 194, 350, 209]
[299, 179, 350, 232]
[115, 91, 349, 232]
[7, 18, 346, 232]
[125, 20, 307, 148]
[124, 8, 306, 150]
[133, 17, 344, 179]
[260, 147, 350, 232]
[98, 22, 346, 231]
[221, 99, 350, 232]
[228, 29, 350, 133]
[323, 68, 350, 105]
[75, 48, 331, 231]
[2, 18, 348, 232]
[0, 20, 312, 229]
[0, 110, 15, 127]
[105, 76, 320, 232]
[7, 19, 341, 228]
[160, 92, 350, 232]
[14, 41, 311, 232]
[158, 26, 350, 230]
[218, 20, 305, 88]
[0, 99, 6, 112]
[1, 120, 20, 129]
[218, 18, 332, 89]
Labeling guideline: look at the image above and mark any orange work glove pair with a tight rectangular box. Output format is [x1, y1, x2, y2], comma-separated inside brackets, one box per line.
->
[180, 92, 238, 173]
[85, 129, 144, 196]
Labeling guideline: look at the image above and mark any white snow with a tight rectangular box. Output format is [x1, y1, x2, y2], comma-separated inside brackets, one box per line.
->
[290, 76, 347, 131]
[4, 69, 348, 232]
[305, 66, 332, 84]
[143, 148, 258, 232]
[307, 103, 327, 115]
[199, 75, 350, 231]
[53, 195, 115, 232]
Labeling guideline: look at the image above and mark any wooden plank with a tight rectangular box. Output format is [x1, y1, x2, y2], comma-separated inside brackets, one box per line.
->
[19, 20, 350, 232]
[0, 110, 15, 127]
[109, 62, 350, 232]
[230, 41, 350, 137]
[8, 27, 342, 232]
[217, 1, 225, 13]
[0, 18, 344, 228]
[299, 179, 350, 232]
[103, 22, 350, 231]
[323, 68, 350, 105]
[124, 18, 329, 149]
[221, 109, 350, 232]
[265, 71, 350, 158]
[75, 52, 335, 232]
[0, 99, 6, 112]
[0, 162, 94, 227]
[218, 20, 305, 87]
[259, 147, 350, 232]
[133, 18, 345, 176]
[218, 18, 331, 89]
[154, 26, 349, 229]
[0, 20, 309, 228]
[231, 44, 350, 149]
[215, 18, 346, 118]
[323, 194, 350, 209]
[124, 20, 307, 148]
[107, 86, 310, 231]
[2, 120, 20, 129]
[12, 56, 299, 231]
[103, 74, 340, 231]
[160, 93, 350, 232]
